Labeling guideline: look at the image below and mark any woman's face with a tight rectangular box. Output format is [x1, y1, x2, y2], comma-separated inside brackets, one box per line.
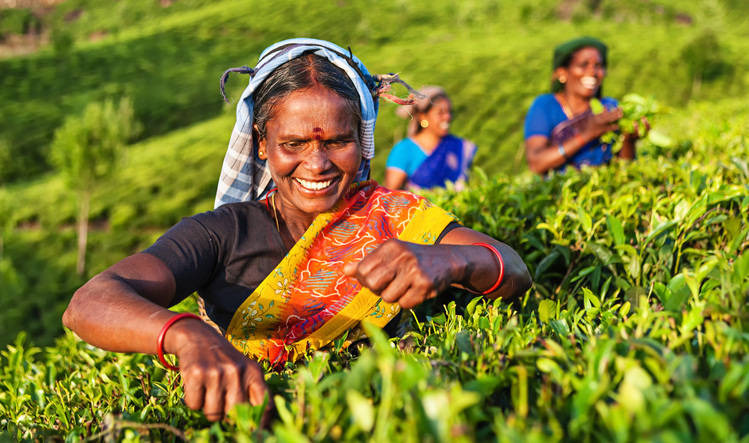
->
[419, 97, 453, 138]
[258, 86, 362, 219]
[558, 47, 605, 99]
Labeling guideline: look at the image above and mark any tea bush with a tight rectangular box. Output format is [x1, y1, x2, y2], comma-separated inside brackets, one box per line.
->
[1, 99, 747, 441]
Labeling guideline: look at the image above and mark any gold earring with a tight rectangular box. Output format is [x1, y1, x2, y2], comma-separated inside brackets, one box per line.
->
[420, 119, 429, 128]
[559, 75, 567, 84]
[259, 151, 264, 157]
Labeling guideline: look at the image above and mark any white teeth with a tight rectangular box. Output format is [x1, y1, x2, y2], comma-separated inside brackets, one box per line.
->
[296, 178, 333, 191]
[581, 76, 598, 89]
[440, 122, 450, 130]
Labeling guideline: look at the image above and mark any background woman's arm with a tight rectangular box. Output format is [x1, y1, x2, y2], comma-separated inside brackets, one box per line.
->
[384, 167, 408, 190]
[525, 134, 588, 175]
[525, 108, 623, 175]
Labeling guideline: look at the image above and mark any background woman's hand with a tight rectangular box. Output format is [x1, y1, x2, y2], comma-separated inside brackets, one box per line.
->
[625, 116, 651, 140]
[581, 107, 622, 140]
[342, 239, 460, 309]
[166, 320, 271, 423]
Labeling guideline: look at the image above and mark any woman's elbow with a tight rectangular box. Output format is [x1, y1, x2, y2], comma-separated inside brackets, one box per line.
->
[526, 156, 548, 175]
[507, 261, 532, 299]
[62, 286, 87, 330]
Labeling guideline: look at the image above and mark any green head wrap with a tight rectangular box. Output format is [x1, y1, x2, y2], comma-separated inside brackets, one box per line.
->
[551, 36, 608, 93]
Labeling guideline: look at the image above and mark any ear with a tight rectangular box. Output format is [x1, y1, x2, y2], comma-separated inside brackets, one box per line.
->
[553, 67, 567, 81]
[254, 124, 268, 160]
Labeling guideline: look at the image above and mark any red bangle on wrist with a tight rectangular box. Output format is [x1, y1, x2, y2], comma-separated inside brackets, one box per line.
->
[157, 312, 202, 371]
[466, 242, 505, 295]
[574, 133, 586, 146]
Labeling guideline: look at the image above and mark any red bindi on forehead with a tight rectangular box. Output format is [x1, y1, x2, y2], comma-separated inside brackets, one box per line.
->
[312, 127, 323, 140]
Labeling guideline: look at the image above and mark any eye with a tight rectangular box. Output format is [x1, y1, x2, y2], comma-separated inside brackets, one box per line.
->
[327, 139, 354, 148]
[282, 141, 305, 150]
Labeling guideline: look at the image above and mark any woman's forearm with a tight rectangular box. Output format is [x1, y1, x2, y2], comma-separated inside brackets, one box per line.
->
[441, 227, 531, 299]
[618, 137, 636, 160]
[525, 134, 590, 175]
[62, 252, 212, 355]
[448, 243, 531, 300]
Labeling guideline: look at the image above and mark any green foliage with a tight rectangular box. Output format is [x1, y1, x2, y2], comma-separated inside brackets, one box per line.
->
[682, 29, 725, 83]
[1, 98, 748, 441]
[1, 0, 749, 182]
[51, 98, 141, 192]
[599, 93, 669, 146]
[0, 8, 39, 38]
[2, 1, 749, 439]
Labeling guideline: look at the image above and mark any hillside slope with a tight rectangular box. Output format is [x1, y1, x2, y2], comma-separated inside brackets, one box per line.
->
[1, 0, 748, 182]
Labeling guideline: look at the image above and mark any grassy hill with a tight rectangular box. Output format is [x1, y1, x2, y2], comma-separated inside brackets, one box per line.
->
[1, 0, 749, 346]
[1, 0, 748, 182]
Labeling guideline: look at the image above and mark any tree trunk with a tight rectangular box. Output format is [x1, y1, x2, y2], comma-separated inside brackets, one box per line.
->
[76, 190, 90, 276]
[692, 67, 702, 99]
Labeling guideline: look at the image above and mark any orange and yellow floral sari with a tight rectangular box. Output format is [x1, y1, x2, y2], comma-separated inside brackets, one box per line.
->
[225, 181, 457, 367]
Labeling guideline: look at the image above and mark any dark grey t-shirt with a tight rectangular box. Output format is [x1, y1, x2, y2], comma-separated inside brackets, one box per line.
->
[144, 201, 460, 332]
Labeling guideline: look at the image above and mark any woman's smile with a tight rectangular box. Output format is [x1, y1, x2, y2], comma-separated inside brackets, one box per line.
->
[580, 76, 598, 90]
[294, 177, 337, 192]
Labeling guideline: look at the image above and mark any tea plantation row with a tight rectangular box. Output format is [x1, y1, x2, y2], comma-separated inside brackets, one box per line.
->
[1, 99, 747, 441]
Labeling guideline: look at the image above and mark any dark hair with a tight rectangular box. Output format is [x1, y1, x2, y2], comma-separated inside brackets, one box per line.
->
[253, 53, 362, 140]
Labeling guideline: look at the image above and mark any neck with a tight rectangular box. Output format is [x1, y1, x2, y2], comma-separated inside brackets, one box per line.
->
[412, 130, 442, 153]
[271, 195, 316, 245]
[559, 90, 593, 115]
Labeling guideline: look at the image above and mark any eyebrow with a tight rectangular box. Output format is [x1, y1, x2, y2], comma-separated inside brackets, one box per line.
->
[277, 130, 357, 142]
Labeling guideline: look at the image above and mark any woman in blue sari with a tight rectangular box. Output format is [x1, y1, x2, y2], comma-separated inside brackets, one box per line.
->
[524, 37, 648, 175]
[385, 86, 477, 191]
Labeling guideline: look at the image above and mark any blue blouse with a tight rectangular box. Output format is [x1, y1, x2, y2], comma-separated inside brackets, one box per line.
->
[524, 94, 619, 172]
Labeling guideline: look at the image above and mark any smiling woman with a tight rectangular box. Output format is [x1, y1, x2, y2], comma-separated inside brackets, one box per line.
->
[61, 39, 531, 424]
[524, 37, 649, 175]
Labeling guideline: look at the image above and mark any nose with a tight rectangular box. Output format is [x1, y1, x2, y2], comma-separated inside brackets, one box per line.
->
[303, 146, 332, 174]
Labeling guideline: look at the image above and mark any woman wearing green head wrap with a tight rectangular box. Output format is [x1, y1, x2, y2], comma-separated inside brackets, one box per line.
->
[524, 37, 648, 175]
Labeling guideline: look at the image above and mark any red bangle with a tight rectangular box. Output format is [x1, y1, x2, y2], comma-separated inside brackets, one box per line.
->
[467, 243, 505, 295]
[574, 133, 586, 146]
[157, 313, 202, 371]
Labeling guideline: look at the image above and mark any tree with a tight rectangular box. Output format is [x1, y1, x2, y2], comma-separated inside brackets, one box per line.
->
[681, 30, 724, 99]
[51, 98, 141, 276]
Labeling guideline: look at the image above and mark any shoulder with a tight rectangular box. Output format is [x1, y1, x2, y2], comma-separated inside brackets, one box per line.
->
[194, 201, 267, 226]
[389, 138, 419, 154]
[529, 93, 558, 108]
[187, 201, 269, 241]
[386, 138, 423, 170]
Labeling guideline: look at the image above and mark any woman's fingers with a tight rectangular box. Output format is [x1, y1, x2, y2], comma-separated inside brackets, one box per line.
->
[245, 361, 270, 406]
[177, 334, 271, 422]
[345, 240, 450, 308]
[379, 270, 413, 304]
[182, 370, 207, 411]
[641, 117, 651, 137]
[202, 368, 227, 421]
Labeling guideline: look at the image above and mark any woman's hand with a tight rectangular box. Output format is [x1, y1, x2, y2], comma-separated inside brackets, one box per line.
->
[624, 116, 651, 140]
[166, 319, 271, 423]
[63, 253, 273, 425]
[581, 107, 622, 140]
[342, 239, 460, 309]
[342, 231, 532, 308]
